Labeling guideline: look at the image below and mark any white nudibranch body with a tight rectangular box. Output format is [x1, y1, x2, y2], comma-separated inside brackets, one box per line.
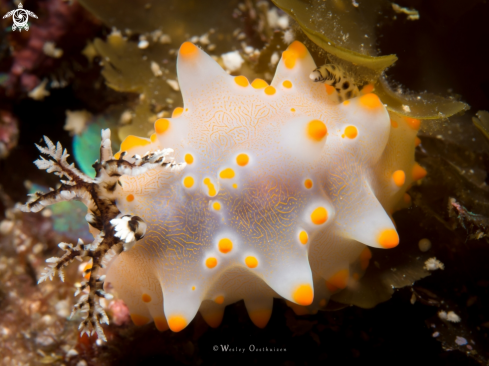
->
[104, 41, 426, 332]
[25, 41, 427, 337]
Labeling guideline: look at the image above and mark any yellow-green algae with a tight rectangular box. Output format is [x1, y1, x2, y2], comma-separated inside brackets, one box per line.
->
[272, 0, 469, 119]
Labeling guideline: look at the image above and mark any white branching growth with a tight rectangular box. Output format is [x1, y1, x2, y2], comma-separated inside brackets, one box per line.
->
[18, 129, 184, 341]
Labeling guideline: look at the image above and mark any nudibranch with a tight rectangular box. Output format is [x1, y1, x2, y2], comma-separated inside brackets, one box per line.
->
[21, 41, 426, 339]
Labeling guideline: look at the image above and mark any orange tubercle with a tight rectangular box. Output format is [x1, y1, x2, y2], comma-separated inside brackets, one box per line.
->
[203, 312, 224, 328]
[412, 163, 427, 181]
[390, 119, 398, 128]
[392, 170, 406, 187]
[179, 42, 198, 57]
[251, 78, 268, 89]
[218, 238, 233, 253]
[378, 229, 399, 248]
[245, 256, 258, 268]
[361, 84, 374, 94]
[359, 93, 382, 109]
[292, 284, 313, 306]
[236, 153, 249, 166]
[304, 179, 313, 189]
[155, 118, 170, 134]
[299, 230, 308, 245]
[154, 316, 169, 332]
[326, 269, 349, 292]
[264, 86, 276, 95]
[185, 153, 194, 164]
[405, 117, 421, 130]
[141, 294, 152, 303]
[172, 107, 183, 118]
[119, 135, 151, 153]
[214, 295, 224, 304]
[311, 207, 328, 225]
[126, 194, 134, 202]
[168, 315, 187, 332]
[283, 80, 292, 88]
[234, 75, 249, 87]
[131, 314, 150, 326]
[307, 120, 327, 141]
[344, 126, 358, 139]
[219, 168, 235, 179]
[206, 257, 217, 269]
[249, 309, 272, 329]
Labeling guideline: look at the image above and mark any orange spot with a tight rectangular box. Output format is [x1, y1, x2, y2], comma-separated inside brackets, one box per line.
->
[282, 41, 307, 69]
[359, 93, 382, 109]
[155, 119, 170, 134]
[249, 309, 271, 328]
[232, 183, 238, 189]
[405, 117, 421, 130]
[290, 108, 295, 112]
[415, 137, 421, 146]
[150, 133, 157, 142]
[120, 135, 151, 153]
[403, 193, 412, 204]
[154, 316, 169, 332]
[264, 86, 276, 95]
[412, 163, 427, 181]
[283, 80, 292, 88]
[392, 170, 405, 187]
[141, 294, 152, 303]
[343, 100, 350, 106]
[245, 256, 258, 268]
[183, 176, 194, 188]
[378, 229, 399, 248]
[236, 153, 249, 166]
[390, 119, 398, 128]
[299, 230, 308, 245]
[311, 207, 328, 225]
[219, 168, 235, 179]
[83, 262, 92, 280]
[234, 75, 249, 87]
[192, 286, 196, 291]
[168, 315, 187, 332]
[185, 154, 194, 164]
[172, 107, 183, 118]
[326, 269, 349, 292]
[307, 120, 327, 141]
[131, 314, 149, 326]
[360, 247, 372, 270]
[304, 179, 313, 189]
[203, 178, 217, 196]
[206, 257, 217, 269]
[361, 84, 374, 94]
[218, 238, 233, 253]
[292, 284, 313, 306]
[325, 84, 335, 95]
[251, 78, 268, 89]
[180, 42, 198, 57]
[344, 126, 358, 139]
[126, 194, 134, 202]
[203, 312, 224, 328]
[212, 202, 221, 211]
[214, 295, 224, 304]
[114, 152, 121, 159]
[319, 299, 327, 307]
[204, 178, 217, 197]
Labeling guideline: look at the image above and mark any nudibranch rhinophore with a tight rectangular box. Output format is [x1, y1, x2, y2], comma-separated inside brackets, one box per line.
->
[22, 41, 427, 339]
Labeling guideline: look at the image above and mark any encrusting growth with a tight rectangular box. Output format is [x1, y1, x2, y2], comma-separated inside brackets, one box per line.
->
[18, 129, 184, 340]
